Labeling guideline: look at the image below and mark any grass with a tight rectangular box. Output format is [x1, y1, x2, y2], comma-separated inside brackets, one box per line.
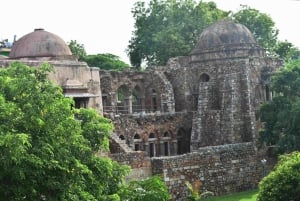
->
[206, 189, 258, 201]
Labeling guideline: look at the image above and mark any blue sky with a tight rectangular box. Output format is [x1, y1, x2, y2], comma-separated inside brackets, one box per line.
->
[2, 0, 299, 63]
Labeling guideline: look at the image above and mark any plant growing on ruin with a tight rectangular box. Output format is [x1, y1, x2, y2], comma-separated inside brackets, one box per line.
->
[118, 175, 171, 201]
[185, 179, 214, 201]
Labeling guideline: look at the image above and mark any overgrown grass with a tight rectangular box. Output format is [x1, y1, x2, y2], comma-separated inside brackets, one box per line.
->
[206, 189, 258, 201]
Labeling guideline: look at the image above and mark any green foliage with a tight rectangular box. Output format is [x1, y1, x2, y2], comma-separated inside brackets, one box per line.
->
[68, 40, 87, 61]
[259, 60, 300, 153]
[274, 40, 300, 62]
[232, 5, 279, 53]
[257, 152, 300, 201]
[84, 53, 130, 71]
[0, 62, 129, 200]
[185, 180, 214, 201]
[119, 175, 171, 201]
[127, 0, 228, 68]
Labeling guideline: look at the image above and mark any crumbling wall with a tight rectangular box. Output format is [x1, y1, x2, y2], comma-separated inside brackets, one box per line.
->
[152, 142, 266, 201]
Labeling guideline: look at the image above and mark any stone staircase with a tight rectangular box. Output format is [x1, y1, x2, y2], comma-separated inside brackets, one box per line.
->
[110, 132, 133, 153]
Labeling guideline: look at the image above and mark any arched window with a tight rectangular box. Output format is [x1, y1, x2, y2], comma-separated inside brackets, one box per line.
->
[148, 133, 156, 157]
[149, 133, 156, 139]
[134, 134, 142, 151]
[132, 85, 143, 113]
[163, 131, 171, 156]
[177, 128, 190, 154]
[117, 85, 129, 114]
[199, 73, 210, 82]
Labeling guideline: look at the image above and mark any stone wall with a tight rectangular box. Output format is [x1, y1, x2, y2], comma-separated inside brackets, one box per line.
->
[109, 112, 193, 156]
[110, 151, 152, 180]
[152, 142, 267, 200]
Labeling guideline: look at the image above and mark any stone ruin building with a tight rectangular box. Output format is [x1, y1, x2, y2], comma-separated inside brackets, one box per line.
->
[0, 20, 283, 200]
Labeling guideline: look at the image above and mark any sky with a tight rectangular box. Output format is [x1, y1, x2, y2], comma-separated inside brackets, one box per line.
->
[1, 0, 300, 64]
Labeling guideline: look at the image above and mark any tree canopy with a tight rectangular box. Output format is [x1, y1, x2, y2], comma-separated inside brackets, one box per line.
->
[127, 1, 288, 69]
[0, 62, 129, 200]
[84, 53, 130, 71]
[68, 40, 87, 61]
[259, 59, 300, 154]
[127, 0, 228, 68]
[232, 5, 279, 53]
[273, 40, 300, 63]
[68, 40, 129, 71]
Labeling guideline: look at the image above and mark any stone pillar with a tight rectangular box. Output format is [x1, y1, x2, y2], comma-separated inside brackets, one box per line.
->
[171, 140, 178, 156]
[128, 96, 132, 114]
[159, 141, 164, 156]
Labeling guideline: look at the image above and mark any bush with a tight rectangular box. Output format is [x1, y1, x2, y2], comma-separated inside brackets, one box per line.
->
[257, 151, 300, 201]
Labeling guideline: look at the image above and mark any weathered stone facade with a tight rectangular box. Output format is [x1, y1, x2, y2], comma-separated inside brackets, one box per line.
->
[0, 29, 103, 114]
[101, 20, 282, 199]
[0, 20, 283, 200]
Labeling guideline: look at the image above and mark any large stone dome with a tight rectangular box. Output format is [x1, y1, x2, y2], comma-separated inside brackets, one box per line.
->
[191, 20, 257, 54]
[9, 28, 72, 59]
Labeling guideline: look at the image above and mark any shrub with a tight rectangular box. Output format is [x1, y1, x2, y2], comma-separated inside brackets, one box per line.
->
[257, 151, 300, 201]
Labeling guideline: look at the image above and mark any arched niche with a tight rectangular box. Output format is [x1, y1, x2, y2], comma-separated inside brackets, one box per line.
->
[199, 73, 210, 82]
[177, 127, 191, 154]
[132, 85, 144, 113]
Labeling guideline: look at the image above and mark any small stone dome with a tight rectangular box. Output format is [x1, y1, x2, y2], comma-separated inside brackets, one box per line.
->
[191, 20, 256, 54]
[9, 28, 72, 59]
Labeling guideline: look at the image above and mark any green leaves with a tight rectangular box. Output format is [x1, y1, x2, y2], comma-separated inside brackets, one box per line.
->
[68, 40, 87, 61]
[232, 5, 278, 52]
[0, 62, 126, 200]
[259, 60, 300, 153]
[257, 152, 300, 201]
[0, 61, 170, 201]
[128, 0, 228, 68]
[84, 53, 130, 71]
[119, 175, 171, 201]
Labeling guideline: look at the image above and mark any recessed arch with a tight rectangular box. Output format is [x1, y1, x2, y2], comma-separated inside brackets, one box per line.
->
[133, 133, 142, 151]
[177, 127, 191, 154]
[149, 133, 156, 139]
[117, 84, 130, 114]
[134, 134, 141, 139]
[199, 73, 210, 82]
[132, 85, 143, 113]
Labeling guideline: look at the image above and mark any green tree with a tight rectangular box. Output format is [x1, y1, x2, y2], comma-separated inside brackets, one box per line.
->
[274, 40, 300, 62]
[127, 0, 228, 68]
[0, 62, 129, 200]
[232, 5, 279, 53]
[68, 40, 87, 61]
[119, 175, 171, 201]
[84, 53, 130, 71]
[259, 59, 300, 153]
[257, 151, 300, 201]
